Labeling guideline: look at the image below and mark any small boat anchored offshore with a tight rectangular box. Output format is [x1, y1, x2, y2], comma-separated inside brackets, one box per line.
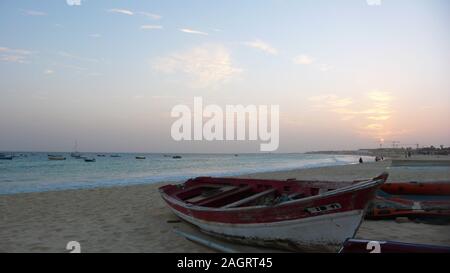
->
[159, 173, 388, 252]
[48, 155, 66, 160]
[0, 153, 13, 160]
[136, 156, 146, 160]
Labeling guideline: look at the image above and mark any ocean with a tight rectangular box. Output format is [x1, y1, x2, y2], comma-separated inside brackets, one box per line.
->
[0, 153, 373, 195]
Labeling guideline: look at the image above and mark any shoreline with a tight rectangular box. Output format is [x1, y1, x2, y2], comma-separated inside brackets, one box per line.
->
[1, 160, 449, 252]
[0, 154, 374, 195]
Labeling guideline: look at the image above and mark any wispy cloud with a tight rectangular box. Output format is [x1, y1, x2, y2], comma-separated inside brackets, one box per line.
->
[108, 9, 134, 16]
[243, 39, 278, 55]
[138, 12, 162, 20]
[366, 0, 382, 6]
[44, 69, 54, 75]
[293, 54, 314, 65]
[23, 10, 47, 16]
[293, 54, 333, 72]
[141, 25, 163, 30]
[66, 0, 82, 6]
[153, 44, 242, 88]
[309, 90, 394, 139]
[179, 28, 208, 36]
[0, 46, 32, 64]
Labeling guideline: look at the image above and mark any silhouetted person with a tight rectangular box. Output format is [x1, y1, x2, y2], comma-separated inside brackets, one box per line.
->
[359, 157, 363, 164]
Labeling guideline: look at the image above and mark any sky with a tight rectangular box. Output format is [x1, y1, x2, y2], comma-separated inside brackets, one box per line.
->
[0, 0, 449, 153]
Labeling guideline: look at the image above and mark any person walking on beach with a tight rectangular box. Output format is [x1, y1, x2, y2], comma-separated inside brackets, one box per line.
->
[359, 157, 363, 164]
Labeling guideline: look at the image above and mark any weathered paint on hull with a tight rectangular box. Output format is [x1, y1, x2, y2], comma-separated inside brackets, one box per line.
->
[170, 208, 365, 252]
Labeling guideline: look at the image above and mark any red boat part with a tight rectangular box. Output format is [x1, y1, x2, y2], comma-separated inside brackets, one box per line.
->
[380, 182, 450, 195]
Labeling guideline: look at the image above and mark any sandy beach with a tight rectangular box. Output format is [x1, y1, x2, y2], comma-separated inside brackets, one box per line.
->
[1, 159, 449, 253]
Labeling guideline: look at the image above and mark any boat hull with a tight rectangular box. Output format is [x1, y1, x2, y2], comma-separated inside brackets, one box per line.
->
[160, 174, 387, 251]
[169, 207, 365, 252]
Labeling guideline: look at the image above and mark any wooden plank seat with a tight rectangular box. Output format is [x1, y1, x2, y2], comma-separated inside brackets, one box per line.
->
[184, 185, 238, 203]
[176, 184, 233, 201]
[195, 185, 253, 207]
[221, 188, 278, 209]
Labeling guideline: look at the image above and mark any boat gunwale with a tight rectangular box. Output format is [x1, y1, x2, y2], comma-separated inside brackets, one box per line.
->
[160, 173, 388, 212]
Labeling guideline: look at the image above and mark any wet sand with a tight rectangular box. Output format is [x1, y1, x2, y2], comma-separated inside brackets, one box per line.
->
[1, 159, 449, 252]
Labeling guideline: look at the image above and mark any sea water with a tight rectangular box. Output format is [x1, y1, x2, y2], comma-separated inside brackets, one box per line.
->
[0, 153, 373, 194]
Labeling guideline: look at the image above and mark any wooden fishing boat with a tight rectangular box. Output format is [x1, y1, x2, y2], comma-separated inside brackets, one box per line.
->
[159, 173, 388, 252]
[84, 158, 96, 162]
[136, 156, 146, 159]
[339, 238, 450, 253]
[380, 181, 450, 196]
[366, 196, 450, 223]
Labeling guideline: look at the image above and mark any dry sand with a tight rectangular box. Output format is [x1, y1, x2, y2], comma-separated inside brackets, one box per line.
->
[1, 159, 449, 252]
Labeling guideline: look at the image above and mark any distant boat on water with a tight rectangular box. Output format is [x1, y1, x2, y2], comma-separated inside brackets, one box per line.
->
[136, 156, 146, 160]
[110, 154, 121, 157]
[0, 153, 13, 160]
[84, 158, 96, 162]
[97, 154, 106, 157]
[172, 155, 182, 159]
[48, 155, 66, 161]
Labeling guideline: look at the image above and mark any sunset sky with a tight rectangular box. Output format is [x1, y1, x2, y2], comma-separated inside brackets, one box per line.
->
[1, 0, 449, 153]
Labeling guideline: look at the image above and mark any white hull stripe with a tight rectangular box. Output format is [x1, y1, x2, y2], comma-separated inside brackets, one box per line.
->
[171, 208, 364, 246]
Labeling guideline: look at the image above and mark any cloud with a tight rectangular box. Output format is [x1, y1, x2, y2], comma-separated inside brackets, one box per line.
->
[108, 9, 134, 16]
[179, 28, 208, 36]
[0, 46, 32, 63]
[293, 54, 314, 65]
[66, 0, 82, 6]
[308, 90, 394, 139]
[0, 55, 28, 63]
[367, 90, 393, 102]
[153, 44, 242, 88]
[138, 12, 162, 20]
[243, 40, 278, 55]
[44, 69, 54, 75]
[141, 25, 163, 30]
[23, 10, 47, 16]
[366, 0, 382, 6]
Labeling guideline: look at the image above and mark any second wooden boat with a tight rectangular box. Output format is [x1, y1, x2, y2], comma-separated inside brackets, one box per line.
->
[380, 181, 450, 195]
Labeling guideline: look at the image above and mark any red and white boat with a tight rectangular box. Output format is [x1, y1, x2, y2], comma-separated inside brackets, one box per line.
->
[159, 173, 388, 252]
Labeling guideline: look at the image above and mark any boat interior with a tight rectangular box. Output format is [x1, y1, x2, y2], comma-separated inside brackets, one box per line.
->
[161, 177, 345, 209]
